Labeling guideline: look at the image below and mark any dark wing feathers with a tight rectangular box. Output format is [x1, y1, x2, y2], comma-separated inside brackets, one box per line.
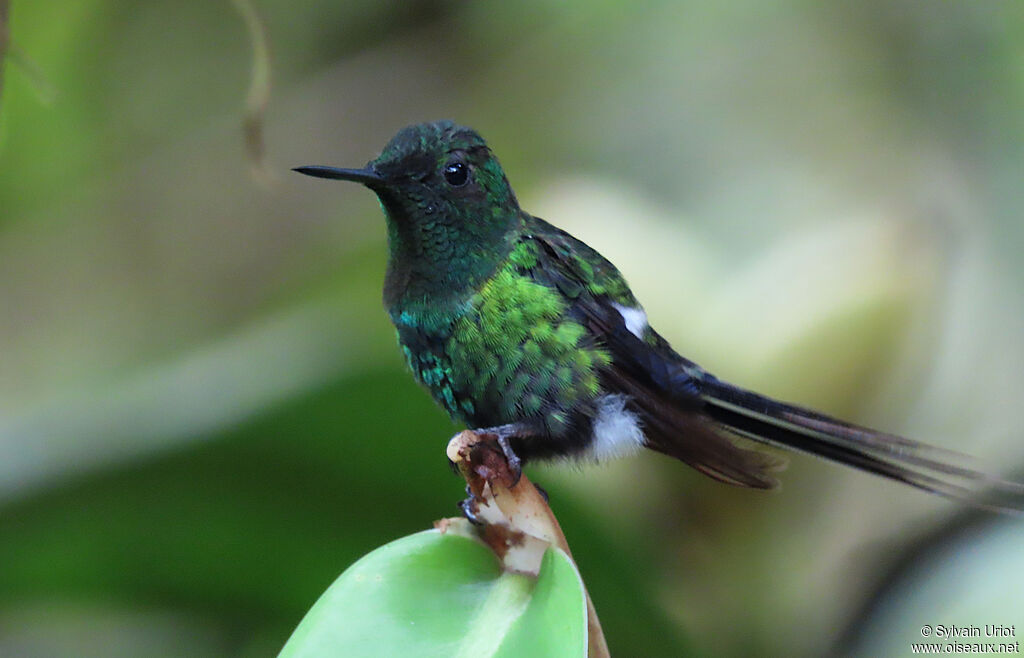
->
[524, 215, 1024, 512]
[525, 216, 785, 489]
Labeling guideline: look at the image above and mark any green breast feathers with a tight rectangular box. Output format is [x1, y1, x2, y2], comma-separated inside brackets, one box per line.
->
[395, 236, 620, 435]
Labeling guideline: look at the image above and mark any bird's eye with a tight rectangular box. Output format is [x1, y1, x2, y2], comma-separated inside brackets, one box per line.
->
[443, 162, 469, 186]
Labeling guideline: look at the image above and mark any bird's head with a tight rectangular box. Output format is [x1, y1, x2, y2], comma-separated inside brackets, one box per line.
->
[295, 120, 519, 234]
[295, 121, 522, 304]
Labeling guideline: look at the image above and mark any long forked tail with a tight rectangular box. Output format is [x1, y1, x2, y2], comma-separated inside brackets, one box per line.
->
[698, 376, 1024, 514]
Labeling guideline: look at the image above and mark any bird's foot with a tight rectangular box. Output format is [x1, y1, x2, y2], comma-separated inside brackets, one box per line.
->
[495, 435, 522, 486]
[458, 484, 485, 525]
[471, 424, 524, 486]
[447, 423, 533, 525]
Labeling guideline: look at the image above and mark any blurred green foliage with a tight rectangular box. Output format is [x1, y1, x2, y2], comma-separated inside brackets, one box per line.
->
[1, 1, 1023, 656]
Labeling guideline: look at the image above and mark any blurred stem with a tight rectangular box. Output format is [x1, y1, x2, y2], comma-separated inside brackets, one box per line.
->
[0, 0, 9, 118]
[230, 0, 275, 185]
[0, 10, 57, 107]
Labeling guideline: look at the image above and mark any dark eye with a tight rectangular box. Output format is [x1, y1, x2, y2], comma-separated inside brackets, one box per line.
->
[443, 162, 469, 186]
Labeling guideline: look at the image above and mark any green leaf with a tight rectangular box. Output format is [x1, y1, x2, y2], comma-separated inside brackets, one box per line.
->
[279, 529, 586, 658]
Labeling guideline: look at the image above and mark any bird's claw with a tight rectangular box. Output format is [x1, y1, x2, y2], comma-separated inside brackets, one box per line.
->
[458, 496, 485, 526]
[495, 435, 523, 486]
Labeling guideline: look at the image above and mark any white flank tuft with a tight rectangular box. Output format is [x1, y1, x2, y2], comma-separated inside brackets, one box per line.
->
[586, 394, 645, 461]
[611, 302, 648, 339]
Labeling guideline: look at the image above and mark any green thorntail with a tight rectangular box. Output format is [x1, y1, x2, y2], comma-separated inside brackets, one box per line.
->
[295, 120, 1023, 512]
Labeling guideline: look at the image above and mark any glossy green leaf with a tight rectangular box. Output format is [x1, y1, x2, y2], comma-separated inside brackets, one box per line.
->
[279, 530, 586, 658]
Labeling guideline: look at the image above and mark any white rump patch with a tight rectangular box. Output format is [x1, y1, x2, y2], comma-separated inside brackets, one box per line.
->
[611, 302, 648, 339]
[586, 394, 645, 461]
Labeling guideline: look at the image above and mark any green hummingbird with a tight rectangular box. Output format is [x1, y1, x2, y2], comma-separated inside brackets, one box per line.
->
[295, 120, 1023, 511]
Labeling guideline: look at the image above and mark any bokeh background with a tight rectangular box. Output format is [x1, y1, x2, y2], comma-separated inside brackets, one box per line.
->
[2, 1, 1023, 656]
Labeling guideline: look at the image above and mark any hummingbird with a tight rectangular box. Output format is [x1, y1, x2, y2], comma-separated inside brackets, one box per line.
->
[295, 120, 1024, 512]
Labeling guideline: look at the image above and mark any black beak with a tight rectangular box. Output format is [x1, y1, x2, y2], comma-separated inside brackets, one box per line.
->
[292, 165, 384, 187]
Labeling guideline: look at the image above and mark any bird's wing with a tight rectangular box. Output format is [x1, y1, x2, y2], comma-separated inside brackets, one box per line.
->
[524, 215, 1024, 511]
[523, 216, 785, 488]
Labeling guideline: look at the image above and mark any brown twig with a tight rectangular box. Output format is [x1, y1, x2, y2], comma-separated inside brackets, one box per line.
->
[444, 430, 610, 658]
[230, 0, 275, 185]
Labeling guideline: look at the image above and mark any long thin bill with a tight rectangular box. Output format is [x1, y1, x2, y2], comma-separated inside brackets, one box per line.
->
[292, 166, 383, 186]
